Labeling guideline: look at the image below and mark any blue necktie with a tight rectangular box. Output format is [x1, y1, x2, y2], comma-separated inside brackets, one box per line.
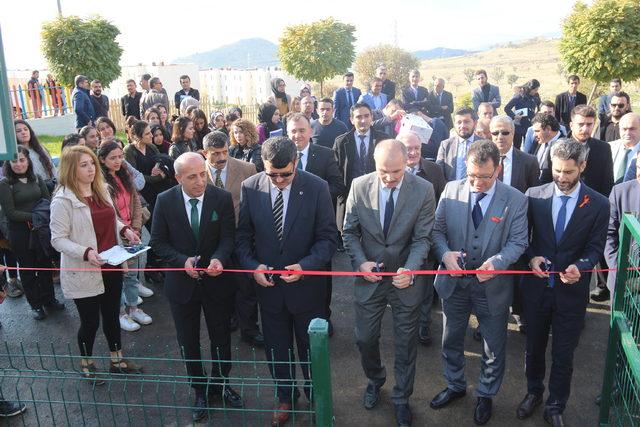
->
[555, 195, 571, 243]
[383, 187, 396, 238]
[358, 135, 367, 172]
[472, 192, 487, 229]
[347, 89, 353, 107]
[297, 152, 304, 170]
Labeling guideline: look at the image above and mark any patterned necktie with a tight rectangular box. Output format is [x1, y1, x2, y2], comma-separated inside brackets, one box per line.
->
[472, 192, 487, 229]
[214, 169, 224, 189]
[498, 155, 506, 181]
[273, 189, 284, 240]
[189, 199, 199, 238]
[358, 135, 367, 171]
[347, 89, 353, 107]
[383, 187, 396, 238]
[297, 152, 304, 170]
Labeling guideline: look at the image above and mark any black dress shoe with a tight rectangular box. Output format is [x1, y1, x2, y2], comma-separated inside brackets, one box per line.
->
[45, 299, 65, 311]
[419, 326, 432, 346]
[590, 286, 610, 302]
[31, 308, 46, 320]
[192, 392, 208, 423]
[363, 382, 384, 409]
[223, 387, 244, 408]
[472, 327, 482, 342]
[474, 397, 492, 425]
[543, 409, 565, 426]
[430, 388, 466, 409]
[516, 393, 542, 419]
[241, 332, 264, 347]
[394, 403, 412, 426]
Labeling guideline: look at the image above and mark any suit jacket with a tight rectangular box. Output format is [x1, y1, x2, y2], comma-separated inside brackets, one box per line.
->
[472, 84, 501, 113]
[333, 86, 362, 126]
[343, 172, 436, 305]
[303, 143, 346, 205]
[430, 90, 454, 129]
[540, 137, 613, 197]
[509, 148, 540, 193]
[527, 138, 557, 181]
[382, 79, 396, 101]
[401, 86, 440, 117]
[333, 128, 390, 192]
[522, 183, 609, 313]
[608, 139, 637, 184]
[174, 88, 200, 110]
[432, 180, 529, 315]
[235, 171, 338, 314]
[150, 185, 235, 304]
[624, 158, 638, 182]
[206, 156, 256, 223]
[554, 91, 587, 126]
[605, 180, 640, 293]
[436, 134, 481, 182]
[416, 158, 446, 202]
[358, 92, 388, 118]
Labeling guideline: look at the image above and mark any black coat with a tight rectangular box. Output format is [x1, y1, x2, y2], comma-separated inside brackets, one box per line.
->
[554, 91, 587, 126]
[401, 86, 441, 117]
[303, 143, 346, 206]
[229, 144, 264, 172]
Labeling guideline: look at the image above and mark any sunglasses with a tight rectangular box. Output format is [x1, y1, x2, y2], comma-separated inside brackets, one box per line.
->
[265, 171, 294, 178]
[611, 103, 627, 109]
[491, 130, 511, 136]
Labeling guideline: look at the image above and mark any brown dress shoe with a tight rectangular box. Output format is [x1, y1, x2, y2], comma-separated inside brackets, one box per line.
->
[271, 402, 292, 426]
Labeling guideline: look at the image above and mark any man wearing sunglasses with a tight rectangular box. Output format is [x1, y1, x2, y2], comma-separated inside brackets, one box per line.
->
[599, 91, 632, 142]
[431, 140, 528, 425]
[236, 136, 337, 426]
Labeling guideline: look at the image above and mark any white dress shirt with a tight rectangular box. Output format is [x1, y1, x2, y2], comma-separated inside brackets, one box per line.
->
[552, 182, 581, 231]
[270, 181, 291, 226]
[355, 129, 372, 159]
[379, 178, 403, 229]
[182, 189, 204, 225]
[502, 146, 513, 187]
[209, 161, 228, 186]
[298, 143, 310, 171]
[470, 180, 497, 216]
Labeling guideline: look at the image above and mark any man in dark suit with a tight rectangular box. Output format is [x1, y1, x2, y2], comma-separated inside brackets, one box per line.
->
[202, 132, 263, 347]
[398, 131, 445, 347]
[150, 153, 243, 423]
[333, 72, 362, 127]
[431, 78, 454, 130]
[333, 102, 390, 230]
[235, 137, 338, 426]
[287, 113, 345, 333]
[471, 69, 501, 114]
[528, 113, 563, 180]
[436, 107, 481, 182]
[120, 79, 141, 119]
[518, 140, 608, 426]
[606, 156, 640, 293]
[343, 139, 436, 427]
[490, 115, 539, 193]
[377, 66, 396, 101]
[174, 74, 200, 110]
[554, 75, 587, 127]
[401, 70, 440, 118]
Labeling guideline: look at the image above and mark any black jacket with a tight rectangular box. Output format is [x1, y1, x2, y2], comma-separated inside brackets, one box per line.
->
[174, 88, 200, 110]
[229, 144, 263, 172]
[554, 91, 587, 126]
[303, 143, 346, 206]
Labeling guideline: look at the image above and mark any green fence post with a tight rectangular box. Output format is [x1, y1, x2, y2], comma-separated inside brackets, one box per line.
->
[308, 318, 333, 427]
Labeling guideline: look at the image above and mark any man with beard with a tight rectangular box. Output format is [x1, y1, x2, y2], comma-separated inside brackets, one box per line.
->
[472, 70, 501, 115]
[599, 91, 632, 142]
[90, 80, 109, 119]
[436, 108, 481, 182]
[120, 79, 141, 119]
[203, 132, 263, 347]
[517, 139, 608, 426]
[529, 113, 563, 180]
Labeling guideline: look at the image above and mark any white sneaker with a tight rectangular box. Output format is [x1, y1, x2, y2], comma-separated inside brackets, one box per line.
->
[119, 314, 140, 332]
[130, 308, 152, 325]
[138, 283, 154, 297]
[136, 296, 143, 305]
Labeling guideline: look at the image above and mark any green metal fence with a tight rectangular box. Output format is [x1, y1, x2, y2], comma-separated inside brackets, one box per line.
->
[600, 213, 640, 426]
[0, 318, 333, 426]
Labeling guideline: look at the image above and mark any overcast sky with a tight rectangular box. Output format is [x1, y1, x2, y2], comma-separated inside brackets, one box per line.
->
[2, 0, 580, 70]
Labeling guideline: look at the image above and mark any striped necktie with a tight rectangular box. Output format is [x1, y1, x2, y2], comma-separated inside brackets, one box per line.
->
[273, 189, 284, 240]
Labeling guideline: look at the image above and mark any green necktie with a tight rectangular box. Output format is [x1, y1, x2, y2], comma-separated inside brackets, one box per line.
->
[616, 148, 631, 181]
[189, 198, 199, 238]
[214, 169, 224, 189]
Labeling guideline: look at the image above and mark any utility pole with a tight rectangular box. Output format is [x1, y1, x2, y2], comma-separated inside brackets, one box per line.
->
[56, 0, 62, 16]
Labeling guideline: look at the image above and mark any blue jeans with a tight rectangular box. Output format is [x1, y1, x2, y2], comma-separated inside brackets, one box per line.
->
[120, 227, 151, 308]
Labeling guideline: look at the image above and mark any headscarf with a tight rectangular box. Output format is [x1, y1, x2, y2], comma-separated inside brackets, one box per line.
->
[270, 78, 288, 103]
[257, 103, 280, 133]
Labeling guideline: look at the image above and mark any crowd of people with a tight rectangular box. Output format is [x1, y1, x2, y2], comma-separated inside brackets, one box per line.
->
[0, 67, 636, 427]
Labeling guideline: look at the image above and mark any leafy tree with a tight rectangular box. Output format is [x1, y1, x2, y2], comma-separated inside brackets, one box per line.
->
[559, 0, 640, 102]
[353, 44, 419, 91]
[278, 18, 356, 96]
[507, 74, 519, 87]
[455, 93, 473, 110]
[492, 66, 505, 85]
[41, 16, 123, 87]
[463, 68, 476, 85]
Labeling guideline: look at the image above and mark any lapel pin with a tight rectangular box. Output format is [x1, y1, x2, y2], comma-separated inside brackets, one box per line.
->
[299, 191, 304, 195]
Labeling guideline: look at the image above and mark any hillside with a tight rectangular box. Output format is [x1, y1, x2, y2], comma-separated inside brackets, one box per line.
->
[413, 47, 474, 60]
[174, 38, 279, 69]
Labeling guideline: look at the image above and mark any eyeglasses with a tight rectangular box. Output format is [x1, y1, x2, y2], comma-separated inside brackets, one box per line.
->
[611, 103, 627, 109]
[490, 130, 511, 136]
[468, 168, 497, 181]
[265, 171, 295, 178]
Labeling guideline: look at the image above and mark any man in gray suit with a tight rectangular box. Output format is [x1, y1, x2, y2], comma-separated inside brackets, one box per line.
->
[430, 140, 528, 425]
[436, 107, 480, 182]
[472, 69, 501, 114]
[343, 139, 436, 427]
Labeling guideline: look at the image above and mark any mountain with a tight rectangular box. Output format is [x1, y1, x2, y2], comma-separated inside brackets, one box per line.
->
[413, 47, 474, 60]
[174, 38, 279, 69]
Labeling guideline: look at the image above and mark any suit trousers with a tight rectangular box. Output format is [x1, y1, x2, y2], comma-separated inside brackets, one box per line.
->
[419, 260, 436, 330]
[233, 265, 260, 336]
[168, 283, 232, 393]
[441, 279, 509, 397]
[524, 287, 584, 415]
[355, 280, 421, 404]
[261, 300, 324, 404]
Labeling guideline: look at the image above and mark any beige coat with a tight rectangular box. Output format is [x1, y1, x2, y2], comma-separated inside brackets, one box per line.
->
[50, 186, 125, 299]
[206, 156, 256, 223]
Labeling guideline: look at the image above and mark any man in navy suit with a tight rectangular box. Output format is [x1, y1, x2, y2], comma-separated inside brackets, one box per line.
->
[401, 70, 440, 118]
[333, 72, 362, 127]
[518, 139, 608, 426]
[236, 136, 338, 426]
[150, 153, 243, 423]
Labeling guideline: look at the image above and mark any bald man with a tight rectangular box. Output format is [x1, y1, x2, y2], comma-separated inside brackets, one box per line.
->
[343, 139, 436, 426]
[610, 113, 640, 184]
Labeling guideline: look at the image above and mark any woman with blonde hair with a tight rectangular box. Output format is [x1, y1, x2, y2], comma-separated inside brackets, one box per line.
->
[50, 146, 142, 383]
[228, 118, 263, 172]
[289, 96, 302, 114]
